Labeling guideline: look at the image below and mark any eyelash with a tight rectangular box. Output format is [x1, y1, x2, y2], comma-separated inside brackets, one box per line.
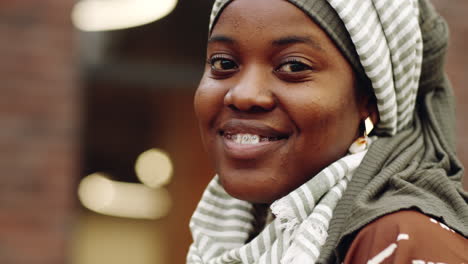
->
[275, 58, 314, 72]
[205, 55, 315, 81]
[207, 55, 236, 66]
[206, 54, 239, 79]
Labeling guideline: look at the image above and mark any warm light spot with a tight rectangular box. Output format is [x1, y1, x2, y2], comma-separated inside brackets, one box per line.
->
[104, 182, 172, 219]
[78, 173, 172, 219]
[72, 0, 178, 32]
[135, 149, 173, 188]
[78, 173, 115, 212]
[365, 117, 374, 135]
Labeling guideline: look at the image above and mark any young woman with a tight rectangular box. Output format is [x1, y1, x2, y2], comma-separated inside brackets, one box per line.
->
[187, 0, 468, 263]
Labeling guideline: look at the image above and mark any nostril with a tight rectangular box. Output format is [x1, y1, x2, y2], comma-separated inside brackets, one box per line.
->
[228, 104, 271, 113]
[249, 105, 269, 113]
[228, 104, 240, 112]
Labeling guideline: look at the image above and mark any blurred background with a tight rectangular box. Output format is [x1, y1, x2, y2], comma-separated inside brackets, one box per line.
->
[0, 0, 466, 263]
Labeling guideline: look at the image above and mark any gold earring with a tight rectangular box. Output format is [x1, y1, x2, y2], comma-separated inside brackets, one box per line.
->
[364, 117, 374, 137]
[349, 117, 373, 154]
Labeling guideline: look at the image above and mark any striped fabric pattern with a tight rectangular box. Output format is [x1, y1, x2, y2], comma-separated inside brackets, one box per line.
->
[208, 0, 231, 32]
[187, 147, 369, 263]
[325, 0, 423, 135]
[190, 0, 425, 262]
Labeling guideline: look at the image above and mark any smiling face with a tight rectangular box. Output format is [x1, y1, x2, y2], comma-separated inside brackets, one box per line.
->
[194, 0, 371, 203]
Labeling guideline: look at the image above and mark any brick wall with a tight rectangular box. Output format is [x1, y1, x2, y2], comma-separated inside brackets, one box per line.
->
[0, 1, 78, 264]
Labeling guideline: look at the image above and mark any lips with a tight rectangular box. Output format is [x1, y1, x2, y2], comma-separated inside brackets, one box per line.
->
[218, 119, 291, 159]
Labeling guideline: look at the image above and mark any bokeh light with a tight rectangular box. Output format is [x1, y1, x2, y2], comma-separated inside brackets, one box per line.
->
[135, 148, 173, 188]
[72, 0, 178, 31]
[78, 173, 171, 219]
[78, 173, 115, 212]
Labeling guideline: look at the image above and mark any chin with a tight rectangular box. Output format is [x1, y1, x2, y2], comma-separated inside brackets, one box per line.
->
[218, 170, 292, 204]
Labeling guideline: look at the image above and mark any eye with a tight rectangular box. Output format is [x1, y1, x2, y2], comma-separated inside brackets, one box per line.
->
[276, 59, 313, 73]
[208, 55, 238, 72]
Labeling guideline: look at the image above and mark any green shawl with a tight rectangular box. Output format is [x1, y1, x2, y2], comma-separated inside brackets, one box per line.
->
[318, 0, 468, 262]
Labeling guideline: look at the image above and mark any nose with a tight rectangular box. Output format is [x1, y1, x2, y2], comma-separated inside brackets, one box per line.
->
[224, 67, 276, 113]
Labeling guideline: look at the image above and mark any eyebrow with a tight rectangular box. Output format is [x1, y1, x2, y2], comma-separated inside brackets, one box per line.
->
[272, 35, 323, 51]
[207, 34, 324, 52]
[207, 35, 236, 45]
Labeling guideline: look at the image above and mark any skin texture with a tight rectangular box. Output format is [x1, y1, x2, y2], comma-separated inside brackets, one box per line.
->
[194, 0, 375, 204]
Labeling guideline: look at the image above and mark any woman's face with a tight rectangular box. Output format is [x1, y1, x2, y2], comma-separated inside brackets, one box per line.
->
[194, 0, 370, 203]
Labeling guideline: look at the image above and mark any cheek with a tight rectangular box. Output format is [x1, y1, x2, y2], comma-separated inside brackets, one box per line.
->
[194, 79, 225, 125]
[288, 86, 359, 152]
[193, 88, 207, 123]
[298, 103, 336, 151]
[193, 85, 217, 164]
[194, 77, 229, 156]
[287, 90, 341, 133]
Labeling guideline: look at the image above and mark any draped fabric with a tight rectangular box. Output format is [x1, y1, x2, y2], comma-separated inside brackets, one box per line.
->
[190, 0, 468, 263]
[324, 0, 423, 135]
[316, 2, 468, 262]
[188, 145, 370, 263]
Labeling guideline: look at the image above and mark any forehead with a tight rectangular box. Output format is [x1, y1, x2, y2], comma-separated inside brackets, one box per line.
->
[212, 0, 325, 42]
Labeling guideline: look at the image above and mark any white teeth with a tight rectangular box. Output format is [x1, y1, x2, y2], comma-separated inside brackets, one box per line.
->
[251, 135, 259, 144]
[230, 133, 261, 144]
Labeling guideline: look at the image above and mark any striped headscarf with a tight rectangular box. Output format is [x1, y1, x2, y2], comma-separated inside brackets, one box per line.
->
[327, 0, 423, 135]
[188, 0, 424, 263]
